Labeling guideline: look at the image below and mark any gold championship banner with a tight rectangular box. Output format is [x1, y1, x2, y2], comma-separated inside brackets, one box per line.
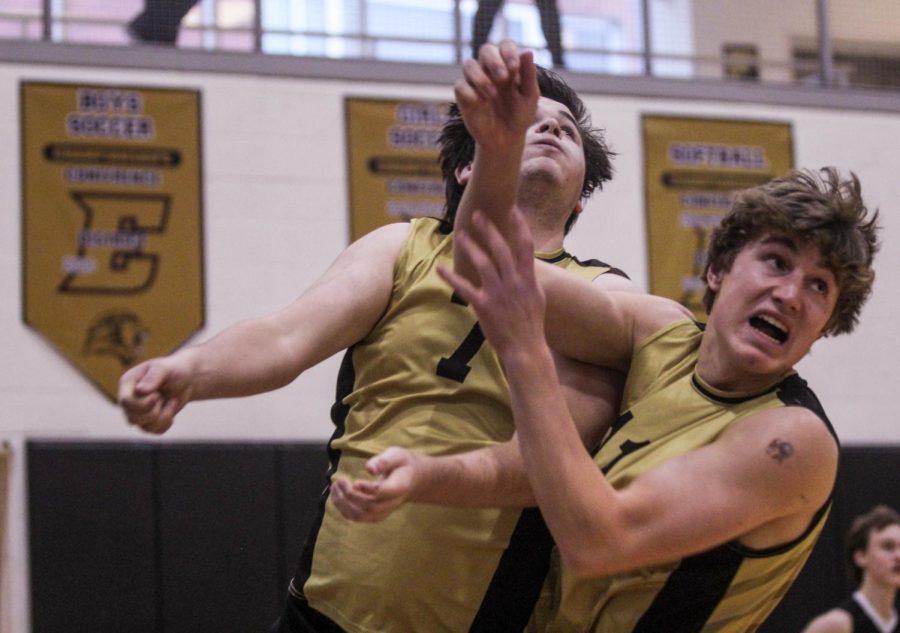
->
[346, 97, 449, 241]
[21, 82, 204, 401]
[643, 115, 793, 318]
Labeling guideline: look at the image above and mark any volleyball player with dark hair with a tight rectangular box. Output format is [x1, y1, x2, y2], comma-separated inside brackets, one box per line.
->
[119, 41, 633, 632]
[802, 505, 900, 633]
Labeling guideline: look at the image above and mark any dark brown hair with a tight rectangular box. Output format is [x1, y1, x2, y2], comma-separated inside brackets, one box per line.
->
[438, 65, 614, 235]
[846, 504, 900, 584]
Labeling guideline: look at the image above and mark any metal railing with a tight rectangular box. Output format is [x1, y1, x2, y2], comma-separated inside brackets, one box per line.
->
[0, 0, 896, 91]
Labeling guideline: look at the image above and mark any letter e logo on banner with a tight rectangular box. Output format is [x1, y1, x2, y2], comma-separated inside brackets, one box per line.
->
[21, 82, 204, 401]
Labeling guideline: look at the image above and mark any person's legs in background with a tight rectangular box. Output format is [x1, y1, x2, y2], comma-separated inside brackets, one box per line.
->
[471, 0, 505, 59]
[128, 0, 201, 44]
[535, 0, 565, 68]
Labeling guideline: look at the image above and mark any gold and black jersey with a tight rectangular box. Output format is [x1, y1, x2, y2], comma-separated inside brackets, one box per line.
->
[541, 320, 838, 633]
[292, 217, 627, 633]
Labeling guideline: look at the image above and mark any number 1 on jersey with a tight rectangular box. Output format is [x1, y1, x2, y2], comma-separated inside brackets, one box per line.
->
[436, 291, 485, 383]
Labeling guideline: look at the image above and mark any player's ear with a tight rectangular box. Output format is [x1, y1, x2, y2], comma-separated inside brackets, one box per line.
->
[570, 200, 583, 218]
[455, 163, 473, 185]
[852, 547, 868, 570]
[706, 264, 723, 292]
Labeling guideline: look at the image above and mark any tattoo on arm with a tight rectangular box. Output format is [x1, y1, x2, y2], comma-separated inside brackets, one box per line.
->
[766, 438, 794, 464]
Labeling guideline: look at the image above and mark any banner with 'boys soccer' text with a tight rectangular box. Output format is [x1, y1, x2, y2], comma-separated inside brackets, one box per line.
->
[21, 82, 204, 401]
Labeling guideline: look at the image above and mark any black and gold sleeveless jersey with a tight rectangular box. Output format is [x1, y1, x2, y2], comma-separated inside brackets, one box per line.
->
[539, 319, 838, 633]
[292, 217, 627, 633]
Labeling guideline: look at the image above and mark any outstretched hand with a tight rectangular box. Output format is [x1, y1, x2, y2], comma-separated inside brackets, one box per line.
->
[455, 40, 539, 153]
[330, 446, 424, 523]
[438, 209, 546, 361]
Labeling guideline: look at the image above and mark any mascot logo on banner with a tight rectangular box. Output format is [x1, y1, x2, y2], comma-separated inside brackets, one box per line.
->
[21, 82, 204, 401]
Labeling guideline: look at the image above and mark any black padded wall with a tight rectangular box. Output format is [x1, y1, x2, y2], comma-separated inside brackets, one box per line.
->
[155, 445, 282, 632]
[28, 443, 158, 633]
[28, 441, 896, 633]
[27, 441, 329, 633]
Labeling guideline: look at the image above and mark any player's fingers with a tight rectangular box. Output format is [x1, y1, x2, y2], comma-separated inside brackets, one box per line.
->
[123, 390, 163, 418]
[118, 362, 151, 400]
[461, 58, 497, 101]
[156, 396, 182, 429]
[518, 50, 538, 98]
[330, 480, 368, 520]
[478, 43, 509, 84]
[141, 416, 173, 435]
[353, 479, 383, 496]
[453, 78, 480, 112]
[134, 363, 168, 396]
[367, 447, 402, 476]
[131, 397, 170, 434]
[118, 377, 136, 405]
[339, 482, 393, 522]
[498, 39, 520, 76]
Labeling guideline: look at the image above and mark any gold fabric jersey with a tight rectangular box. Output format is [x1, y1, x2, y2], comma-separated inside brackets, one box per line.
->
[293, 217, 625, 633]
[540, 320, 837, 633]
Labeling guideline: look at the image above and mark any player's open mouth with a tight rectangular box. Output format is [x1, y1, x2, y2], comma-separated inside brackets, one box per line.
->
[750, 315, 788, 344]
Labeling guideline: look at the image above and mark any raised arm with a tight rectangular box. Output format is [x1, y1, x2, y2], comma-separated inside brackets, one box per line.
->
[507, 360, 836, 576]
[118, 222, 409, 434]
[451, 40, 539, 283]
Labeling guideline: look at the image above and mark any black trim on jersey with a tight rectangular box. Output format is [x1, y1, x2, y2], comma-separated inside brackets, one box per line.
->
[292, 345, 356, 595]
[632, 543, 744, 632]
[468, 508, 555, 633]
[729, 499, 833, 559]
[603, 266, 630, 279]
[538, 251, 573, 265]
[841, 596, 884, 633]
[775, 374, 837, 440]
[690, 374, 783, 405]
[538, 251, 632, 280]
[728, 373, 839, 558]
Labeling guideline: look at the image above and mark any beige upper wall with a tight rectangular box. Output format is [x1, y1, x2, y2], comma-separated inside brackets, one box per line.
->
[691, 0, 900, 81]
[0, 58, 897, 446]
